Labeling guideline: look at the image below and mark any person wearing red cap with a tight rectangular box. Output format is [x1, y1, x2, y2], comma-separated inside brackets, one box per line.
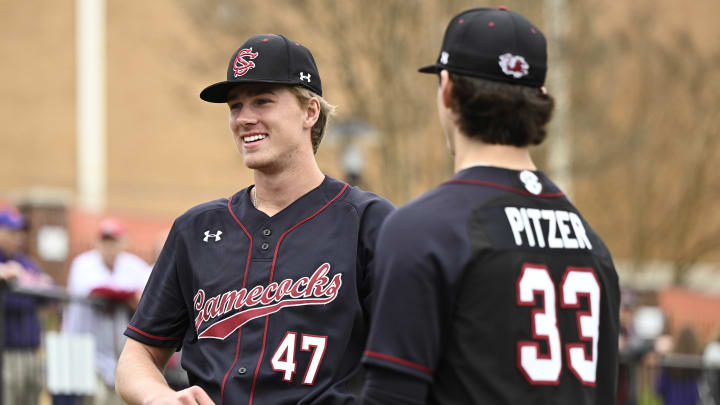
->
[361, 7, 620, 405]
[0, 207, 53, 405]
[62, 218, 150, 405]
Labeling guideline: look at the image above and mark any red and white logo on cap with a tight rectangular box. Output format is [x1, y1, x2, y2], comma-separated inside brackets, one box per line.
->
[233, 47, 259, 77]
[498, 53, 530, 78]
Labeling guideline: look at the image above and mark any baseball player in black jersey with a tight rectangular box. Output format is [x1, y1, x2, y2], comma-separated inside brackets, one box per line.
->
[361, 8, 620, 405]
[115, 34, 394, 405]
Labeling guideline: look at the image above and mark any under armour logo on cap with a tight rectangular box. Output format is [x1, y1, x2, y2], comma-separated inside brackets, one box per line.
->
[203, 230, 222, 242]
[300, 72, 311, 82]
[440, 52, 449, 64]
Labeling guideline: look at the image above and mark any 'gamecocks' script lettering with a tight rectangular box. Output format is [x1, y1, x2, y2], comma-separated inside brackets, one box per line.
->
[193, 263, 342, 340]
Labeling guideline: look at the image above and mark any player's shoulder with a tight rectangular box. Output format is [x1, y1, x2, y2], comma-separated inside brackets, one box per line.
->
[327, 176, 395, 216]
[173, 197, 233, 231]
[179, 197, 230, 219]
[379, 185, 457, 240]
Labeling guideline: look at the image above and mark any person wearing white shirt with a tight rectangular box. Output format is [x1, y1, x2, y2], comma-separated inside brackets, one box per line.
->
[62, 218, 150, 405]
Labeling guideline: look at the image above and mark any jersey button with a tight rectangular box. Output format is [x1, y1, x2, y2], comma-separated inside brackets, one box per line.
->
[262, 228, 271, 236]
[261, 242, 269, 250]
[238, 367, 247, 374]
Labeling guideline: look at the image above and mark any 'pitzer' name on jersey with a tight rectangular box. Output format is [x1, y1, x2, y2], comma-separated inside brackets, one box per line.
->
[193, 263, 342, 340]
[504, 207, 592, 250]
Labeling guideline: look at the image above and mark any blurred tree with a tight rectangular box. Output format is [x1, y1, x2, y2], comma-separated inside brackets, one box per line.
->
[568, 1, 720, 285]
[178, 0, 542, 203]
[178, 0, 720, 285]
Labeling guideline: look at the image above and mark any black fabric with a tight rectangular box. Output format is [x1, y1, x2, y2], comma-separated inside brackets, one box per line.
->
[418, 7, 547, 87]
[126, 176, 395, 404]
[362, 166, 620, 405]
[361, 367, 428, 405]
[201, 33, 322, 102]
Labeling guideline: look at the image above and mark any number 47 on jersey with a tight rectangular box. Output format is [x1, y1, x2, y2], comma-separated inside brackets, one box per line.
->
[517, 264, 601, 386]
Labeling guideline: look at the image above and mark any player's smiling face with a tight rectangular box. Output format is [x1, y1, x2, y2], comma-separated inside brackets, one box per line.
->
[227, 83, 318, 171]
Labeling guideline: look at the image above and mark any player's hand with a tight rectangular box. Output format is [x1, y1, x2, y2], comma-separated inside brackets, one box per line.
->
[142, 386, 215, 405]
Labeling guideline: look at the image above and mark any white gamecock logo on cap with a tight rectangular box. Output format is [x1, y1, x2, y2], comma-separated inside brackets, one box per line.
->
[498, 53, 530, 79]
[233, 47, 259, 77]
[519, 170, 542, 195]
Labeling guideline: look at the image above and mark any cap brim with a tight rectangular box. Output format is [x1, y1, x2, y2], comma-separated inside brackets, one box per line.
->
[418, 64, 442, 74]
[200, 79, 322, 103]
[200, 81, 242, 103]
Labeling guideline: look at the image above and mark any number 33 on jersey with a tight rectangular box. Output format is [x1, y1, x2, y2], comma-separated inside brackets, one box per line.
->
[517, 264, 601, 385]
[362, 168, 620, 405]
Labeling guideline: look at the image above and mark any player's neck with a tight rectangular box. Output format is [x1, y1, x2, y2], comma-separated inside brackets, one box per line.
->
[453, 132, 536, 173]
[252, 159, 325, 217]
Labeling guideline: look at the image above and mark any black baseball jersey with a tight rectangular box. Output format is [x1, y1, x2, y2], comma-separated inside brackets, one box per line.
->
[125, 176, 394, 404]
[362, 166, 620, 404]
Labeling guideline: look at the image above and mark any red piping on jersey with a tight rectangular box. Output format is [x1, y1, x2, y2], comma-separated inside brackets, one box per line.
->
[443, 179, 565, 198]
[248, 183, 349, 405]
[126, 324, 180, 341]
[363, 350, 433, 375]
[221, 195, 254, 405]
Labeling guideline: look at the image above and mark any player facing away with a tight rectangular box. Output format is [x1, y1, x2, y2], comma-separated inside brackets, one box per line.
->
[115, 34, 394, 405]
[360, 8, 620, 405]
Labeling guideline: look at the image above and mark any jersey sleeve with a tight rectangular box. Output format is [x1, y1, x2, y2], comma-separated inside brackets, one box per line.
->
[124, 221, 188, 348]
[596, 255, 621, 403]
[362, 208, 455, 382]
[361, 366, 428, 405]
[356, 197, 395, 313]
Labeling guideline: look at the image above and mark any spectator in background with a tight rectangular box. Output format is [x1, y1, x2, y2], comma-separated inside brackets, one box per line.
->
[657, 325, 702, 405]
[0, 207, 53, 405]
[62, 218, 150, 405]
[618, 289, 639, 405]
[701, 330, 720, 405]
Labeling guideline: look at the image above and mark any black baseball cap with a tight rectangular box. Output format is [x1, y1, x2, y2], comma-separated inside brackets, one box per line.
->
[419, 7, 547, 88]
[200, 34, 322, 103]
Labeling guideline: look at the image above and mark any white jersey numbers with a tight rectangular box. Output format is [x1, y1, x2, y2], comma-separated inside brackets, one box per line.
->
[516, 265, 562, 384]
[562, 268, 601, 385]
[271, 332, 298, 382]
[516, 264, 601, 386]
[300, 335, 328, 385]
[271, 332, 328, 385]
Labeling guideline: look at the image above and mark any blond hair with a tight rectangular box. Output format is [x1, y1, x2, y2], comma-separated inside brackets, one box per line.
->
[289, 86, 337, 154]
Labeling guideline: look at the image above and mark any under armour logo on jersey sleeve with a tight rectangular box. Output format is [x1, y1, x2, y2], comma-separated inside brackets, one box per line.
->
[203, 230, 222, 242]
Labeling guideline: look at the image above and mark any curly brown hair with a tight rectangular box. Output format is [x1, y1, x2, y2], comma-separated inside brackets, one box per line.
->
[448, 73, 554, 147]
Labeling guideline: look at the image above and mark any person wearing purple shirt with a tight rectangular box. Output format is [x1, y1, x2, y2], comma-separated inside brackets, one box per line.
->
[0, 207, 53, 405]
[656, 326, 702, 405]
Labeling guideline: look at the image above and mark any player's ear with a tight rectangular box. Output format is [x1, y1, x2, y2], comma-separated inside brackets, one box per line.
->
[439, 70, 454, 109]
[302, 97, 321, 129]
